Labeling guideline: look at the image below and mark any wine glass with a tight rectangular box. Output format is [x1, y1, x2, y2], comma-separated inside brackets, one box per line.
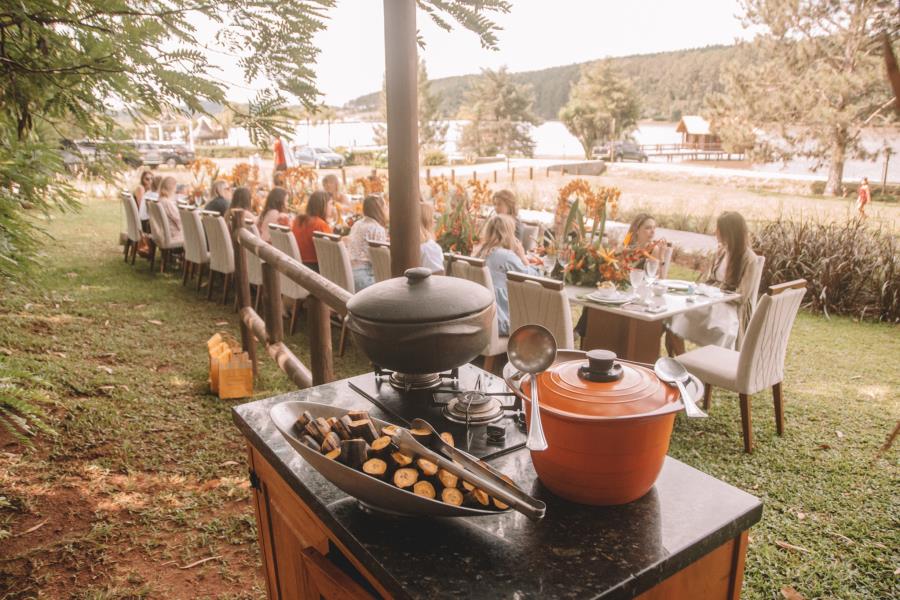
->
[629, 267, 645, 290]
[644, 259, 659, 286]
[541, 252, 556, 276]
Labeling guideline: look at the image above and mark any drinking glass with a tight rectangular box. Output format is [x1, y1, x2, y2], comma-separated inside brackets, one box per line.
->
[542, 253, 556, 276]
[629, 268, 645, 290]
[644, 259, 659, 286]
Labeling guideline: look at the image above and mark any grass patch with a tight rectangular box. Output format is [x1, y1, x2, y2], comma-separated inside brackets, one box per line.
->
[0, 196, 897, 599]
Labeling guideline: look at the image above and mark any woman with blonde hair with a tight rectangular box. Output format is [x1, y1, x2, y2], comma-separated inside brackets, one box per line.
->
[492, 189, 524, 241]
[345, 195, 388, 290]
[419, 202, 444, 274]
[475, 215, 539, 336]
[156, 176, 183, 243]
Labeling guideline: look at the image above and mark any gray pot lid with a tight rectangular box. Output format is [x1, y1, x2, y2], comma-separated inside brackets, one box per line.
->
[347, 267, 494, 324]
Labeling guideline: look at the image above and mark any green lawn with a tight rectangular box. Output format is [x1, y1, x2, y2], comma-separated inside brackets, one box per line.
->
[0, 196, 897, 599]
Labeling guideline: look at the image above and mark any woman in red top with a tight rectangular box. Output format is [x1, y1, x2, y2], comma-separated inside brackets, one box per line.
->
[292, 191, 333, 272]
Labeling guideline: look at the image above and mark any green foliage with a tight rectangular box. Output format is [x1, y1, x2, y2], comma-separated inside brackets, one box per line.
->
[559, 61, 641, 158]
[754, 218, 900, 322]
[457, 67, 541, 157]
[436, 197, 480, 254]
[423, 149, 448, 166]
[707, 1, 897, 196]
[0, 363, 56, 446]
[348, 45, 745, 120]
[195, 145, 274, 160]
[342, 149, 380, 166]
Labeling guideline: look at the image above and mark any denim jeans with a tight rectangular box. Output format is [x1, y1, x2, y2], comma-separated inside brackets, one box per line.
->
[353, 264, 375, 291]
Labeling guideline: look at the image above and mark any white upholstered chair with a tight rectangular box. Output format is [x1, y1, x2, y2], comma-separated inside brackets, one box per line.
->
[179, 206, 208, 287]
[660, 242, 674, 280]
[313, 231, 354, 355]
[121, 192, 143, 265]
[147, 199, 183, 273]
[736, 254, 767, 350]
[447, 254, 507, 373]
[201, 212, 235, 304]
[368, 240, 392, 283]
[507, 272, 575, 350]
[677, 280, 806, 453]
[269, 224, 310, 334]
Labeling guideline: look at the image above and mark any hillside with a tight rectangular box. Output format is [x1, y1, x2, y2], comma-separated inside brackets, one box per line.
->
[346, 44, 743, 121]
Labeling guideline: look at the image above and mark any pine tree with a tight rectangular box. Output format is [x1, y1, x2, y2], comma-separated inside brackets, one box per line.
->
[559, 61, 641, 158]
[457, 67, 541, 157]
[707, 0, 897, 196]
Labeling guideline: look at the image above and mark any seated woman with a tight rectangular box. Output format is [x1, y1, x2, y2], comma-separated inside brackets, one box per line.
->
[292, 191, 333, 272]
[156, 176, 183, 244]
[322, 174, 350, 208]
[132, 171, 153, 232]
[666, 211, 758, 354]
[419, 202, 444, 274]
[345, 195, 387, 290]
[474, 215, 539, 337]
[257, 187, 290, 243]
[204, 179, 232, 216]
[492, 189, 524, 242]
[224, 187, 254, 232]
[574, 213, 667, 338]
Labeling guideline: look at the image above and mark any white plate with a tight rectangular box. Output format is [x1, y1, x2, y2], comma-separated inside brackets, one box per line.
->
[587, 291, 635, 305]
[657, 279, 692, 291]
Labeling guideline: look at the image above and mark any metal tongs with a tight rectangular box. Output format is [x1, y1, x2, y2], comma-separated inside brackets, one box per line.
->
[388, 420, 546, 520]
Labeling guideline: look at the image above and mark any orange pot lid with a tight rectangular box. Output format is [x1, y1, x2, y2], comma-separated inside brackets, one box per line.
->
[536, 350, 679, 419]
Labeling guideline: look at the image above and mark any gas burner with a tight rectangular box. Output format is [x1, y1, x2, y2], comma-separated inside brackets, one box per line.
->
[443, 390, 504, 425]
[375, 366, 458, 391]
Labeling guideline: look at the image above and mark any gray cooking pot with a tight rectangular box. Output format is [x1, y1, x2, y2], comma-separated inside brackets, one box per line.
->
[346, 267, 495, 374]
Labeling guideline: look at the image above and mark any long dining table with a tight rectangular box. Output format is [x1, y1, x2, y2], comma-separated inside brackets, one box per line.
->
[566, 284, 741, 363]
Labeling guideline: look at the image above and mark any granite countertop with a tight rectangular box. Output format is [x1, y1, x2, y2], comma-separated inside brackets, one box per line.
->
[233, 376, 762, 600]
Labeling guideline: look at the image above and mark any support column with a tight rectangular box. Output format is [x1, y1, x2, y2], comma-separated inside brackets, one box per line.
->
[383, 0, 421, 276]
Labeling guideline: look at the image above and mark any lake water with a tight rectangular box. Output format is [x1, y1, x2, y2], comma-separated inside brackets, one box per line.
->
[225, 120, 900, 183]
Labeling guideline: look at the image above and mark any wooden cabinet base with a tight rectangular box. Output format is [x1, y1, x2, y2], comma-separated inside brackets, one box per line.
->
[247, 444, 749, 599]
[582, 309, 664, 363]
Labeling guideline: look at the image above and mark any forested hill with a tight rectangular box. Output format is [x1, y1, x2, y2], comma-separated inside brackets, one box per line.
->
[346, 44, 743, 121]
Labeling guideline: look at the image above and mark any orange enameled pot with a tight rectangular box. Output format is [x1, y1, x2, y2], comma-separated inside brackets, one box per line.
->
[519, 350, 682, 505]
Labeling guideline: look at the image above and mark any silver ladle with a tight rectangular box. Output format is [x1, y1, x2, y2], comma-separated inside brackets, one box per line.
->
[507, 325, 557, 451]
[654, 357, 708, 418]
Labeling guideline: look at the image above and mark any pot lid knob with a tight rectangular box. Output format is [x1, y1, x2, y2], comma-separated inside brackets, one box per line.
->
[404, 267, 432, 282]
[579, 349, 623, 383]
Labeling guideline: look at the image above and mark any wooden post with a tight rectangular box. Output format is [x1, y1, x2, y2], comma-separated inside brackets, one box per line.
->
[529, 166, 533, 180]
[262, 262, 284, 346]
[511, 168, 516, 183]
[231, 210, 257, 377]
[426, 168, 431, 180]
[493, 170, 497, 183]
[451, 169, 455, 183]
[341, 167, 346, 185]
[383, 0, 421, 277]
[472, 170, 477, 182]
[882, 148, 892, 194]
[546, 167, 551, 178]
[307, 297, 334, 385]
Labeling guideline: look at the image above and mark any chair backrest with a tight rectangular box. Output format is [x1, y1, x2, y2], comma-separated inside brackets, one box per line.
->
[241, 218, 264, 287]
[447, 254, 500, 346]
[201, 212, 235, 274]
[121, 192, 142, 243]
[507, 272, 575, 350]
[736, 285, 806, 395]
[269, 224, 310, 301]
[187, 209, 210, 263]
[735, 254, 767, 350]
[313, 232, 354, 293]
[146, 200, 171, 249]
[747, 255, 766, 313]
[368, 240, 392, 282]
[179, 206, 202, 264]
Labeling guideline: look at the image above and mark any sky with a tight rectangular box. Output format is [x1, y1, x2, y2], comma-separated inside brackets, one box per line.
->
[203, 1, 753, 106]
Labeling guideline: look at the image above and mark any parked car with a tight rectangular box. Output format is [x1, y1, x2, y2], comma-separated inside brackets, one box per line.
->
[122, 141, 163, 168]
[591, 141, 648, 162]
[293, 146, 345, 168]
[160, 142, 195, 167]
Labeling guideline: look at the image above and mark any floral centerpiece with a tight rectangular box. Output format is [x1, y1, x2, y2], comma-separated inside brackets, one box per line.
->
[189, 158, 219, 203]
[224, 162, 261, 211]
[435, 179, 491, 255]
[553, 179, 646, 287]
[283, 166, 317, 211]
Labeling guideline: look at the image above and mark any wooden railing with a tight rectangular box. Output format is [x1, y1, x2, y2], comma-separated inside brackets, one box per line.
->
[230, 210, 353, 388]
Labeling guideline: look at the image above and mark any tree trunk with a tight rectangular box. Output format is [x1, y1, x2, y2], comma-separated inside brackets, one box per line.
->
[580, 136, 592, 159]
[824, 128, 847, 196]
